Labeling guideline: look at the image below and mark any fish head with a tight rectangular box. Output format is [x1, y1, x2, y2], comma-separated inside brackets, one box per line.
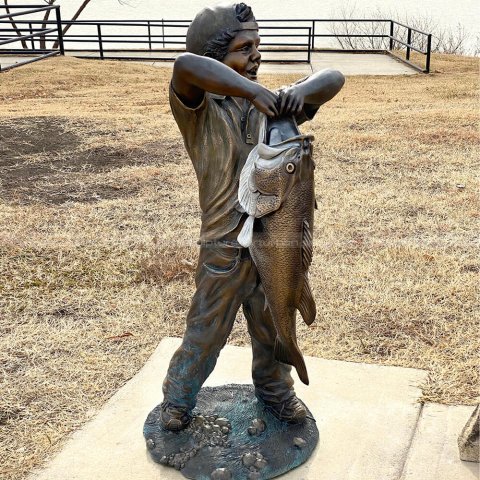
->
[253, 136, 314, 199]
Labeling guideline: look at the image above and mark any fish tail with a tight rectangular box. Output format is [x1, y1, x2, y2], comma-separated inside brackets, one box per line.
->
[274, 336, 309, 385]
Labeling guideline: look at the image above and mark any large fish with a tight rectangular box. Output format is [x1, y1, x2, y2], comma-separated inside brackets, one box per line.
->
[237, 115, 316, 385]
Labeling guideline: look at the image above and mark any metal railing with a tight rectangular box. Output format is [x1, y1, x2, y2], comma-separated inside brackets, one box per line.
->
[0, 4, 64, 72]
[388, 20, 432, 73]
[0, 9, 432, 73]
[3, 18, 313, 63]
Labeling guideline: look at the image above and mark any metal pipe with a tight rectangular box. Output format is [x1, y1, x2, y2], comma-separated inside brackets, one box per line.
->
[147, 20, 151, 50]
[311, 20, 315, 49]
[0, 6, 57, 21]
[97, 24, 103, 59]
[55, 6, 64, 55]
[29, 22, 34, 49]
[406, 28, 412, 60]
[388, 36, 425, 54]
[391, 20, 430, 36]
[425, 34, 432, 73]
[0, 50, 59, 72]
[389, 21, 394, 50]
[307, 27, 311, 63]
[0, 27, 57, 46]
[162, 19, 165, 48]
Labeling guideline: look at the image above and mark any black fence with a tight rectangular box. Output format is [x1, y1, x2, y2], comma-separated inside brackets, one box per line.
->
[0, 4, 64, 71]
[0, 7, 432, 73]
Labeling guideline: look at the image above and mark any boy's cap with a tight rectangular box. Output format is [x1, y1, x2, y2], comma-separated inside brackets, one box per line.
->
[186, 2, 258, 56]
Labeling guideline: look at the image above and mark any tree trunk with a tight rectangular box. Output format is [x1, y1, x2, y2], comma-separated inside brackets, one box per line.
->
[39, 8, 52, 50]
[3, 0, 28, 49]
[52, 0, 93, 49]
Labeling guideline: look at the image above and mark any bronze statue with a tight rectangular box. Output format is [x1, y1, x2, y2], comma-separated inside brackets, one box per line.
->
[159, 2, 344, 433]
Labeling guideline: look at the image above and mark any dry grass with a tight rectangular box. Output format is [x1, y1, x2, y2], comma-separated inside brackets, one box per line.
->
[0, 53, 479, 479]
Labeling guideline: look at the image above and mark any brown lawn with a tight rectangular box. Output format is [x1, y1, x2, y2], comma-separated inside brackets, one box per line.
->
[0, 53, 478, 479]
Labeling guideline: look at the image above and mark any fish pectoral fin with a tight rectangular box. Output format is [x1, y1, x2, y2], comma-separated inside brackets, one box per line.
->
[298, 277, 316, 326]
[237, 215, 255, 248]
[274, 336, 309, 385]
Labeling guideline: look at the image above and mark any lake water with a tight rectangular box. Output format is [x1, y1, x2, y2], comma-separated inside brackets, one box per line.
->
[7, 0, 480, 53]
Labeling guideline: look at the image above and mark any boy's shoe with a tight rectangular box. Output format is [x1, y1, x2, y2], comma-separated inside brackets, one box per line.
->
[260, 394, 307, 424]
[160, 401, 192, 431]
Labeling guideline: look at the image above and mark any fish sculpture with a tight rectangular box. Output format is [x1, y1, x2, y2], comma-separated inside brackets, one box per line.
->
[237, 115, 316, 385]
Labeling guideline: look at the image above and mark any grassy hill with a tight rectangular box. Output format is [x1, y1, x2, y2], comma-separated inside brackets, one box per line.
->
[0, 53, 478, 479]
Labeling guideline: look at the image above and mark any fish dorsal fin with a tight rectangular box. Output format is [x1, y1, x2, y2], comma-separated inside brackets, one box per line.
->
[298, 275, 316, 325]
[299, 219, 316, 325]
[302, 219, 313, 270]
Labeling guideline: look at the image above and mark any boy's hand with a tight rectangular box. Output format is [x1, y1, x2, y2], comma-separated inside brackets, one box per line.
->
[278, 87, 304, 116]
[250, 84, 279, 117]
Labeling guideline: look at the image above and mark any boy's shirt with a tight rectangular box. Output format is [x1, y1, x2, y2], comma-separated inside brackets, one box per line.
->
[169, 81, 319, 243]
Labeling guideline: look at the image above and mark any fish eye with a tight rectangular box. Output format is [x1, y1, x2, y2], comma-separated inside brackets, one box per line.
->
[286, 162, 295, 173]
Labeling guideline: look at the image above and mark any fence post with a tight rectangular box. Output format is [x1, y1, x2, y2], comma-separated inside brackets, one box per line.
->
[425, 33, 432, 73]
[406, 27, 412, 60]
[29, 22, 35, 50]
[389, 20, 394, 50]
[162, 18, 165, 48]
[97, 24, 104, 59]
[55, 6, 65, 55]
[147, 20, 152, 50]
[311, 20, 315, 50]
[307, 27, 311, 63]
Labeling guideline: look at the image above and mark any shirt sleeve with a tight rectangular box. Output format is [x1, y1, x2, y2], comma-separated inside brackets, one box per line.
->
[168, 82, 208, 140]
[168, 82, 234, 177]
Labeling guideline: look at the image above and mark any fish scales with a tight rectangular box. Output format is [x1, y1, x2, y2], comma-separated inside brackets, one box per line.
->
[237, 116, 317, 385]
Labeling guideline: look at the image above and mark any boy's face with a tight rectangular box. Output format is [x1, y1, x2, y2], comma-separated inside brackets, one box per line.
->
[222, 30, 261, 82]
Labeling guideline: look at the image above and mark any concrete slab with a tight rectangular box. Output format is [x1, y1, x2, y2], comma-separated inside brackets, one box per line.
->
[401, 404, 479, 480]
[260, 63, 312, 75]
[65, 50, 178, 60]
[62, 50, 418, 76]
[260, 51, 309, 62]
[310, 52, 417, 76]
[0, 55, 38, 70]
[28, 337, 428, 480]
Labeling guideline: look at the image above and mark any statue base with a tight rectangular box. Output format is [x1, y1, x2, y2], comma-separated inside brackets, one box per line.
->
[144, 384, 319, 480]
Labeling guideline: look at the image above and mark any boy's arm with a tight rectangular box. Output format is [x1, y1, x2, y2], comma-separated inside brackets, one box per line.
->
[279, 68, 345, 116]
[172, 53, 279, 117]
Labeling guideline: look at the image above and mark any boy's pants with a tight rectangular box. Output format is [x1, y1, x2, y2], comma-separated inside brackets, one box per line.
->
[162, 236, 295, 410]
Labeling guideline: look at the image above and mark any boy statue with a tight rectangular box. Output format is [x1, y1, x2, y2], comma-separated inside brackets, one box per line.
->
[161, 2, 345, 431]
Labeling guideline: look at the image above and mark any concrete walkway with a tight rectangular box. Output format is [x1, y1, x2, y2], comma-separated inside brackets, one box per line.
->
[27, 337, 477, 480]
[0, 54, 42, 71]
[65, 50, 418, 75]
[0, 51, 418, 75]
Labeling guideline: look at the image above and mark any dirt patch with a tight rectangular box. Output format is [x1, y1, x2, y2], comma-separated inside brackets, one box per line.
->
[0, 117, 185, 204]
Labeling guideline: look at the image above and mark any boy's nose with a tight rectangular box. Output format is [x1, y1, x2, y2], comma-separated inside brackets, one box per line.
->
[251, 46, 261, 62]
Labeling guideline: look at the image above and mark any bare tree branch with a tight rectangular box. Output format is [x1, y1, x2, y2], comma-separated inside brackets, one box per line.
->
[40, 0, 55, 50]
[3, 0, 28, 49]
[328, 4, 471, 56]
[53, 0, 93, 49]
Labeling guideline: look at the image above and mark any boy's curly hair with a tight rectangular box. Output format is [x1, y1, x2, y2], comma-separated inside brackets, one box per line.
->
[203, 3, 256, 61]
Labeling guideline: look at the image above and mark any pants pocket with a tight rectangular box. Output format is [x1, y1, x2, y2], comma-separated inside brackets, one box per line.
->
[203, 243, 240, 275]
